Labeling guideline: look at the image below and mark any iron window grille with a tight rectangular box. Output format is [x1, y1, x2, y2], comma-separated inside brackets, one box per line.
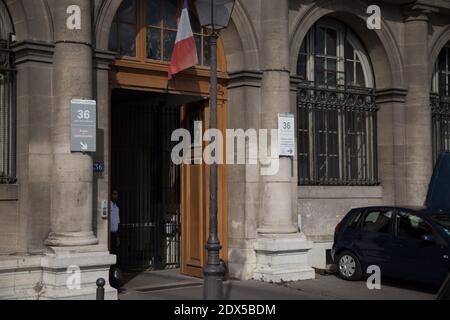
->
[297, 81, 378, 186]
[431, 94, 450, 163]
[432, 44, 450, 163]
[0, 36, 16, 184]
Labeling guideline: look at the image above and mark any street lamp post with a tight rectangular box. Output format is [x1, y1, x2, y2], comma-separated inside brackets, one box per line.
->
[195, 0, 236, 300]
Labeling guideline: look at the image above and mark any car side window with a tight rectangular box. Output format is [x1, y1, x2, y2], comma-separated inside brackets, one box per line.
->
[347, 211, 362, 229]
[362, 210, 394, 234]
[396, 211, 433, 241]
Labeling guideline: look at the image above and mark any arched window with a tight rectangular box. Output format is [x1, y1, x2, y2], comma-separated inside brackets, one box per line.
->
[296, 19, 378, 185]
[0, 1, 15, 183]
[109, 0, 211, 67]
[431, 42, 450, 161]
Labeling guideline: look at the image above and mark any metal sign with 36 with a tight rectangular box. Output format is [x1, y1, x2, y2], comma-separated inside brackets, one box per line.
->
[70, 99, 97, 153]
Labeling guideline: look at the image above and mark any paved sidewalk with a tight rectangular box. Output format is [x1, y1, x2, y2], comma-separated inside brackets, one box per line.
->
[120, 278, 323, 300]
[118, 270, 437, 300]
[284, 274, 436, 300]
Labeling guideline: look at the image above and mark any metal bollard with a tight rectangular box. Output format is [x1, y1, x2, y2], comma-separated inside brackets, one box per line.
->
[96, 278, 106, 300]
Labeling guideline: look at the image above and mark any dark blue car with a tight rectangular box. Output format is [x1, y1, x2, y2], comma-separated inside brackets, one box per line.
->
[331, 206, 450, 286]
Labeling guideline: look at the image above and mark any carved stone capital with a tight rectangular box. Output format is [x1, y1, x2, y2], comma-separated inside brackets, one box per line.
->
[12, 40, 55, 65]
[94, 49, 116, 71]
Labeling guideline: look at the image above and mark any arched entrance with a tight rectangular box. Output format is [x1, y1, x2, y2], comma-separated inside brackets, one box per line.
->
[108, 0, 228, 278]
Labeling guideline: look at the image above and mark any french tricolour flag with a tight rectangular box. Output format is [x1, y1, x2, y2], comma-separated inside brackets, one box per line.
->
[168, 0, 199, 79]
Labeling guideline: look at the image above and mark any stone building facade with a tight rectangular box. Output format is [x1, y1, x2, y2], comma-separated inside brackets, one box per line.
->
[0, 0, 448, 299]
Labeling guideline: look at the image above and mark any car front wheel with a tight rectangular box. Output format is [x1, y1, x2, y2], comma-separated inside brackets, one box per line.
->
[337, 251, 363, 281]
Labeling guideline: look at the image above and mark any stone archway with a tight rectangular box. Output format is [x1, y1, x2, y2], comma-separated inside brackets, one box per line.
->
[429, 25, 450, 84]
[94, 0, 259, 72]
[0, 0, 13, 38]
[289, 0, 405, 90]
[3, 0, 53, 42]
[94, 0, 122, 50]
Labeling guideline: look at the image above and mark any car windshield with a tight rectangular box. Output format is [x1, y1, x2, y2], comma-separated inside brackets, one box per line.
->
[431, 214, 450, 237]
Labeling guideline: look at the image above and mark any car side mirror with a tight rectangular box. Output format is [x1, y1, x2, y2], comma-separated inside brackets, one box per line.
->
[421, 234, 435, 243]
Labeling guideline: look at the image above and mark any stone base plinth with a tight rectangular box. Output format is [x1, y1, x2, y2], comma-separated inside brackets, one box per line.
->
[0, 251, 117, 300]
[253, 234, 315, 283]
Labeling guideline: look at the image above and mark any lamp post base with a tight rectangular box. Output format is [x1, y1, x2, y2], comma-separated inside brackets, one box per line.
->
[204, 263, 226, 300]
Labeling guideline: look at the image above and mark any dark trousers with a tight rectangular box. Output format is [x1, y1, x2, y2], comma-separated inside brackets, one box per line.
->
[110, 232, 119, 255]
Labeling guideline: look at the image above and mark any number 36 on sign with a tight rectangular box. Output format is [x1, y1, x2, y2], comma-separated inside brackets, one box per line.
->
[70, 99, 97, 153]
[278, 113, 295, 157]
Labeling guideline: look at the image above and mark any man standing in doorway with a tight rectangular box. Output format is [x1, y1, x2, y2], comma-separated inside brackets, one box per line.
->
[110, 189, 124, 291]
[110, 190, 120, 255]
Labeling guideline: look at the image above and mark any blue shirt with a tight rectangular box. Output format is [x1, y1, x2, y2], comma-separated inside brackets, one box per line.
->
[110, 202, 120, 233]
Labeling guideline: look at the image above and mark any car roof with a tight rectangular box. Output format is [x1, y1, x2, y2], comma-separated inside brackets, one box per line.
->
[351, 206, 450, 215]
[352, 205, 424, 211]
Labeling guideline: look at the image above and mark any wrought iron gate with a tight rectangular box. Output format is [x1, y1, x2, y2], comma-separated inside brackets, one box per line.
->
[111, 91, 181, 270]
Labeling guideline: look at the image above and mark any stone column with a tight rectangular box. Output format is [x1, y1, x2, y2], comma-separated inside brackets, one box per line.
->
[45, 0, 98, 246]
[253, 0, 314, 282]
[258, 0, 295, 234]
[402, 5, 434, 206]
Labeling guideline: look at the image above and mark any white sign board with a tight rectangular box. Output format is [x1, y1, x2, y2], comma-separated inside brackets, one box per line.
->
[70, 99, 97, 153]
[278, 113, 295, 157]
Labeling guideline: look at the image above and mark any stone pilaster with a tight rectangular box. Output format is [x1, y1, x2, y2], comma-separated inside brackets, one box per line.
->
[401, 4, 436, 206]
[253, 0, 314, 283]
[376, 88, 408, 206]
[227, 70, 263, 280]
[12, 41, 55, 254]
[45, 0, 97, 246]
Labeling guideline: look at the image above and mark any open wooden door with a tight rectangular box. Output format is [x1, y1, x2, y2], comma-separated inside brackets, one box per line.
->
[181, 102, 207, 278]
[181, 100, 228, 278]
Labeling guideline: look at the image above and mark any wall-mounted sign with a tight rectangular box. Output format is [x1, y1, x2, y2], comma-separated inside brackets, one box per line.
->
[70, 99, 97, 153]
[278, 113, 295, 157]
[94, 161, 105, 173]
